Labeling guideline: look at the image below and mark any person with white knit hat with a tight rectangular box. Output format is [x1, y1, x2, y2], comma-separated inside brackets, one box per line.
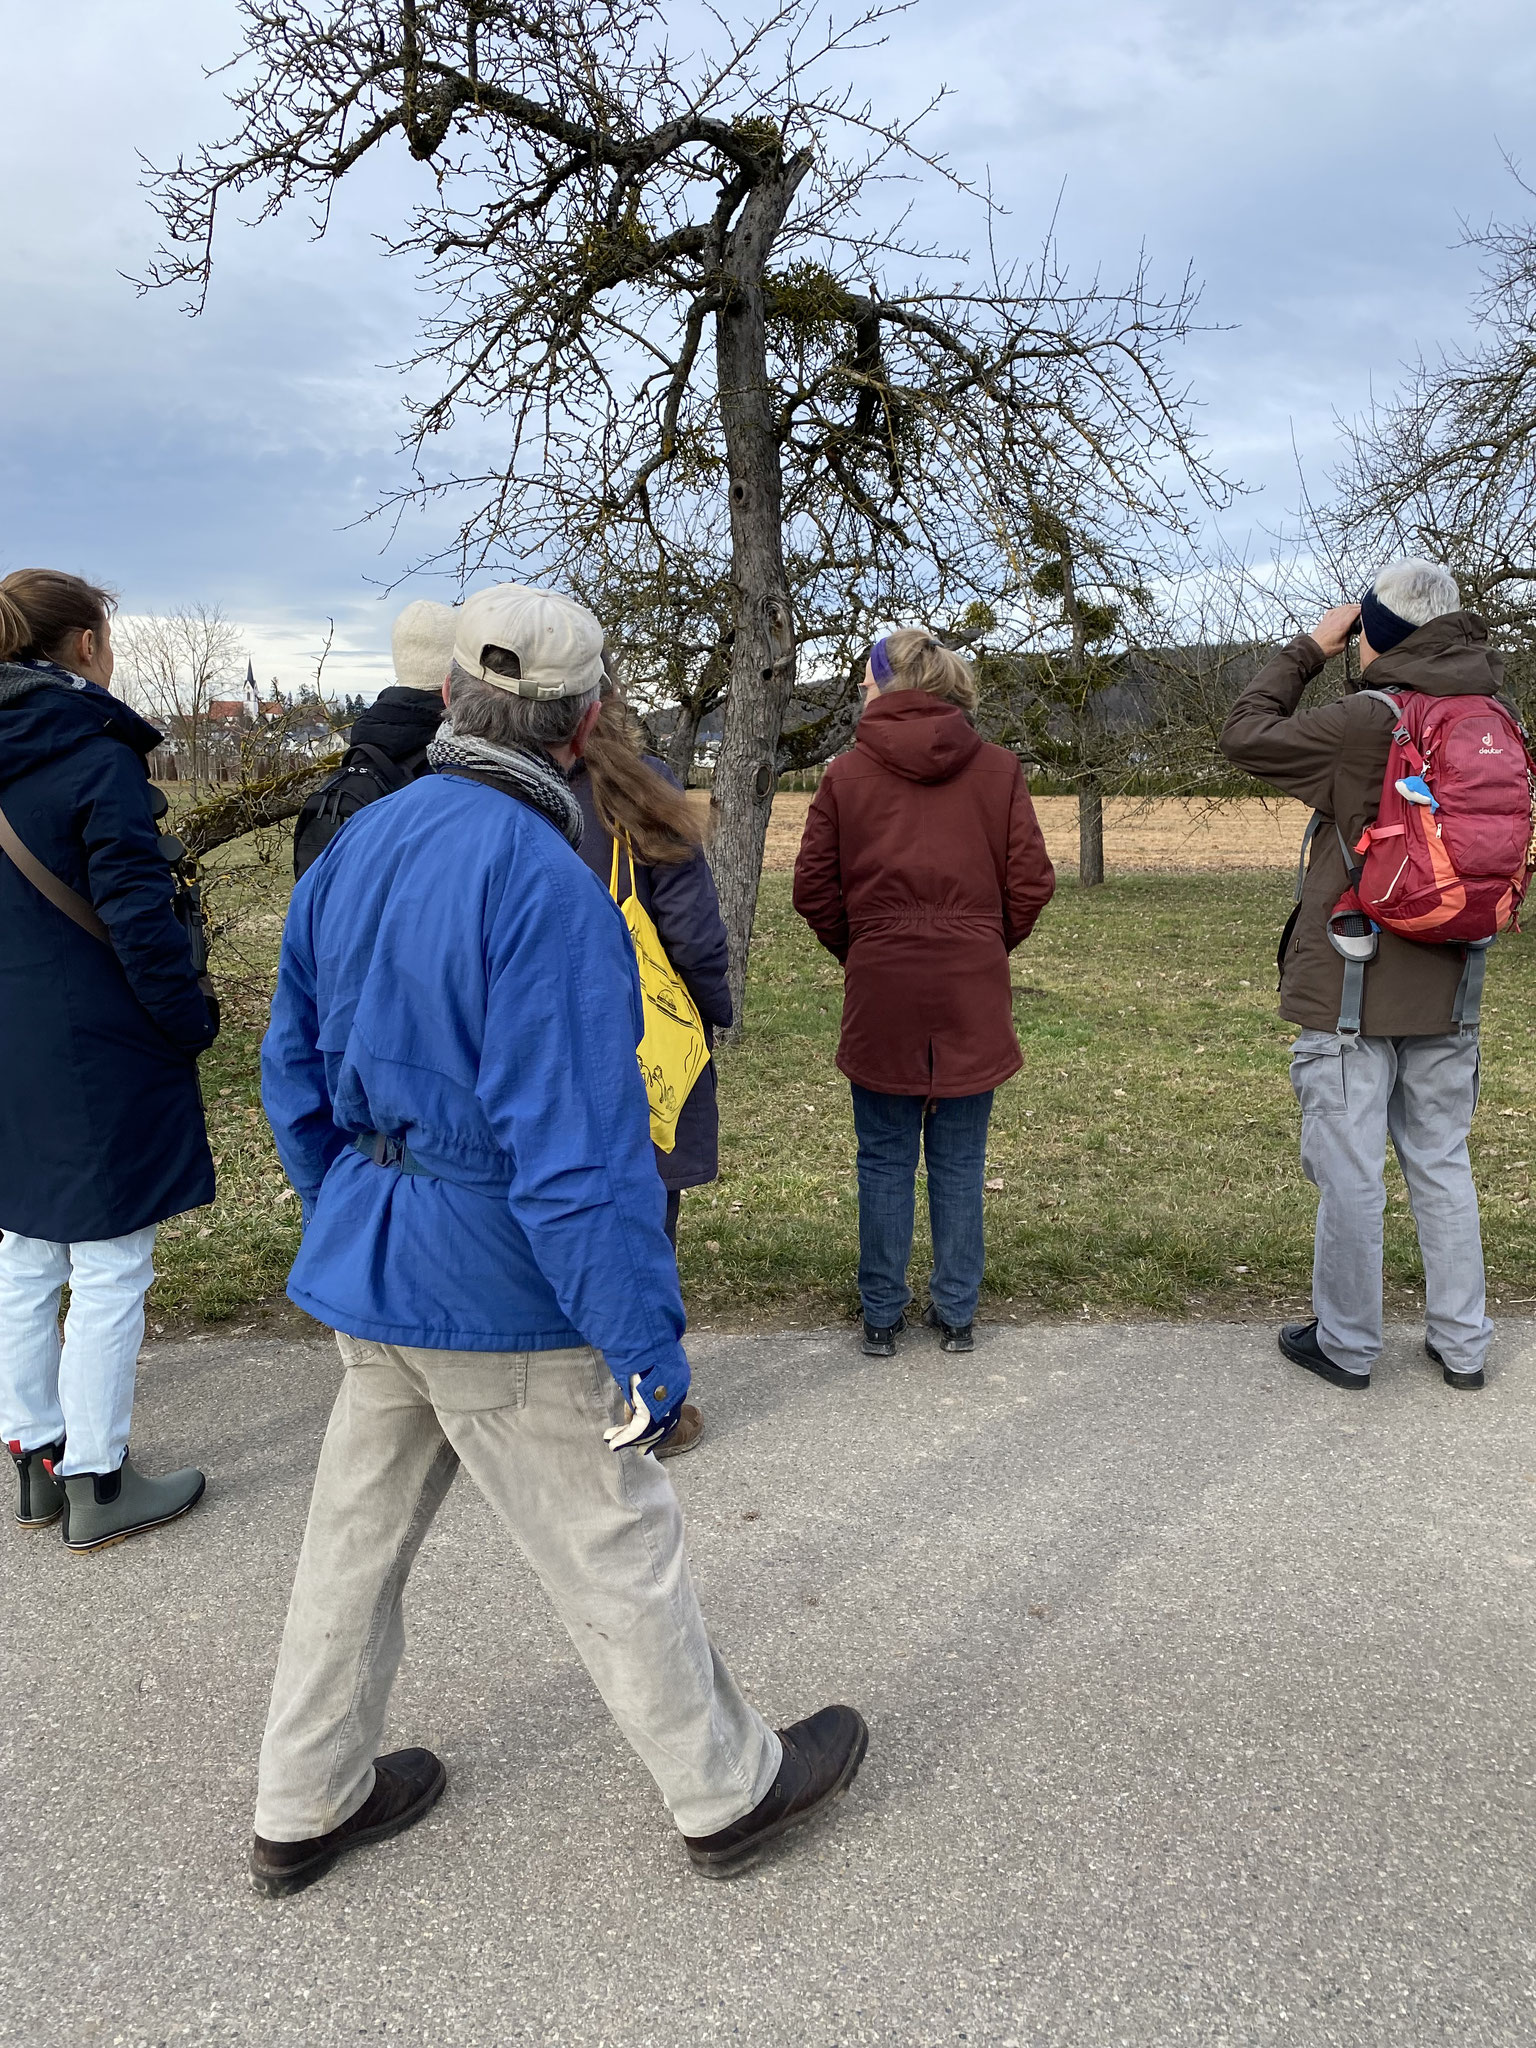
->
[292, 598, 458, 877]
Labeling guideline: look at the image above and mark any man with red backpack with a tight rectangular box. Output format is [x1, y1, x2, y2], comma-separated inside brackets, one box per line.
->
[1222, 559, 1534, 1393]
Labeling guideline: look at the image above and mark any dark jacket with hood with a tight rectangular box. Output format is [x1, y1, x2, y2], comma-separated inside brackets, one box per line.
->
[0, 663, 216, 1241]
[793, 690, 1056, 1096]
[347, 685, 443, 767]
[1220, 612, 1513, 1037]
[293, 686, 443, 880]
[568, 757, 731, 1189]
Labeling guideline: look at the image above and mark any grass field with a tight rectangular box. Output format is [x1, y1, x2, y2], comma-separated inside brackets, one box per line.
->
[147, 816, 1536, 1333]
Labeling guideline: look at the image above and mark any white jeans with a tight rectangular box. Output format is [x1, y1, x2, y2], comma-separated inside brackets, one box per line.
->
[0, 1227, 158, 1475]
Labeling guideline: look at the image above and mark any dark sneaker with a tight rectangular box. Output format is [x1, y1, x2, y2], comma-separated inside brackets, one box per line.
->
[1426, 1339, 1485, 1391]
[684, 1705, 868, 1879]
[656, 1401, 704, 1459]
[922, 1303, 975, 1354]
[250, 1748, 446, 1899]
[861, 1313, 906, 1359]
[1278, 1321, 1370, 1390]
[9, 1438, 65, 1528]
[60, 1452, 206, 1552]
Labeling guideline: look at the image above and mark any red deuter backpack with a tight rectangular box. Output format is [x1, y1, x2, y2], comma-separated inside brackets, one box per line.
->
[1325, 686, 1536, 1039]
[1352, 688, 1535, 941]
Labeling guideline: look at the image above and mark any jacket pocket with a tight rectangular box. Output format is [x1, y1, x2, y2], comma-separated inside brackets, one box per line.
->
[1289, 1030, 1347, 1116]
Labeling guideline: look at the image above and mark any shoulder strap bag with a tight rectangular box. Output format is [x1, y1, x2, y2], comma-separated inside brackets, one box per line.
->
[0, 800, 109, 942]
[608, 835, 709, 1153]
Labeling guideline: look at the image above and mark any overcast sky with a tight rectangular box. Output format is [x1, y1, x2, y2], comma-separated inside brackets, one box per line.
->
[3, 0, 1532, 697]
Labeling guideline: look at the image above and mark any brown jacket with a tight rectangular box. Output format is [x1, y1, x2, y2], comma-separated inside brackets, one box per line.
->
[1220, 612, 1508, 1036]
[793, 692, 1055, 1095]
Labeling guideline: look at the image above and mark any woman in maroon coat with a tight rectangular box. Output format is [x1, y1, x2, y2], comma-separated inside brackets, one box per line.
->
[793, 630, 1055, 1356]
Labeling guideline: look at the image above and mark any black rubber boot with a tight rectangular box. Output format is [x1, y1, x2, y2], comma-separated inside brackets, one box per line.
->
[922, 1303, 975, 1354]
[60, 1452, 206, 1552]
[250, 1749, 447, 1898]
[9, 1438, 65, 1528]
[1426, 1339, 1485, 1391]
[684, 1705, 868, 1878]
[1278, 1321, 1370, 1390]
[861, 1312, 906, 1359]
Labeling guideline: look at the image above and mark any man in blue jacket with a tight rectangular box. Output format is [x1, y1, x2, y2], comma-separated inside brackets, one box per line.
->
[251, 583, 866, 1896]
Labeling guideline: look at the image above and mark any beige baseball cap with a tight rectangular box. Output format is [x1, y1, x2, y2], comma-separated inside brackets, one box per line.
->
[452, 584, 604, 700]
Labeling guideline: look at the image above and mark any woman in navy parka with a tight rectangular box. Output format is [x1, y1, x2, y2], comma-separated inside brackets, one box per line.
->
[0, 569, 216, 1551]
[568, 686, 731, 1457]
[569, 691, 732, 1236]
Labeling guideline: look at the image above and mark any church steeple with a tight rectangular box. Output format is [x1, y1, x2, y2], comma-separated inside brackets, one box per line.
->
[243, 657, 260, 724]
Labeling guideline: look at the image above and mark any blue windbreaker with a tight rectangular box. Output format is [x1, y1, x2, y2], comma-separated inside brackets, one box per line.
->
[261, 771, 687, 1391]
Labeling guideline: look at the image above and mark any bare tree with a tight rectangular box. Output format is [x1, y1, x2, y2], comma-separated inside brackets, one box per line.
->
[1323, 174, 1536, 720]
[143, 0, 1229, 1016]
[114, 605, 246, 786]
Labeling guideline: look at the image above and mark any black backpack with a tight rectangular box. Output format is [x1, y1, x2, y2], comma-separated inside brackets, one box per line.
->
[293, 742, 429, 878]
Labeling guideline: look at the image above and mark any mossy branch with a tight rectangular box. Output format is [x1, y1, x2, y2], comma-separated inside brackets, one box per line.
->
[177, 753, 343, 861]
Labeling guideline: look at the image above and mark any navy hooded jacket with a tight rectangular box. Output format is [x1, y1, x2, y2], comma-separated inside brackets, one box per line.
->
[261, 770, 688, 1390]
[0, 664, 216, 1241]
[568, 758, 732, 1191]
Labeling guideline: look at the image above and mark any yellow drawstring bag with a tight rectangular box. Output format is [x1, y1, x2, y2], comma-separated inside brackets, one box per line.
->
[608, 836, 710, 1152]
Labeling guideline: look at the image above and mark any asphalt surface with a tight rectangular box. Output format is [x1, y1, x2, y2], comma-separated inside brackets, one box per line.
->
[4, 1315, 1536, 2047]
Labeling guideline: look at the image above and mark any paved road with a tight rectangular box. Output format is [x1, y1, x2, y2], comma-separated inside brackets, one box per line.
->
[4, 1317, 1535, 2047]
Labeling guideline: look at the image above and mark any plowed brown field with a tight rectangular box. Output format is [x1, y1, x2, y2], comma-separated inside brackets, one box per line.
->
[750, 792, 1313, 874]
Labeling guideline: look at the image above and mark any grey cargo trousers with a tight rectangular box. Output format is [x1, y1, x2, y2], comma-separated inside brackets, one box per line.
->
[254, 1335, 781, 1843]
[1290, 1028, 1493, 1379]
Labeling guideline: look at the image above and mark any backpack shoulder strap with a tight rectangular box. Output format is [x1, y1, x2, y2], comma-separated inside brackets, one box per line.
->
[1356, 688, 1404, 721]
[344, 742, 413, 792]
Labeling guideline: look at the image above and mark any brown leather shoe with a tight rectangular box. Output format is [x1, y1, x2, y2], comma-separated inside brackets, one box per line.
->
[684, 1704, 868, 1878]
[249, 1748, 446, 1897]
[655, 1401, 703, 1460]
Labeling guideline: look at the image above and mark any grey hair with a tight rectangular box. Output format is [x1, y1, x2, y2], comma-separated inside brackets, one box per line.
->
[446, 661, 600, 748]
[1371, 557, 1461, 627]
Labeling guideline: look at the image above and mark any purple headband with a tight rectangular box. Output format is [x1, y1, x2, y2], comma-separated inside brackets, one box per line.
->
[869, 636, 895, 689]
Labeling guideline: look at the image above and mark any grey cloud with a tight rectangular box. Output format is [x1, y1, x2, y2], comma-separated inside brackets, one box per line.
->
[4, 0, 1534, 693]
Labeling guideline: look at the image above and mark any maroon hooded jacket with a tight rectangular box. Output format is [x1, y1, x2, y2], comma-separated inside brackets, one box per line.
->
[792, 691, 1056, 1096]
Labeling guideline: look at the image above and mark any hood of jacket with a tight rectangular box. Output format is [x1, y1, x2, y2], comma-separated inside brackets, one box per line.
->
[0, 663, 163, 796]
[1353, 610, 1505, 700]
[348, 685, 445, 762]
[854, 690, 984, 785]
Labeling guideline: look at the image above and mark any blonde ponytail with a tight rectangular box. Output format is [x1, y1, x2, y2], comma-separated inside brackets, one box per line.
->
[874, 627, 978, 712]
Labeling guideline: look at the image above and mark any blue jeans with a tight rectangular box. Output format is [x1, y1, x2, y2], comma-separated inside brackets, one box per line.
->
[850, 1086, 994, 1329]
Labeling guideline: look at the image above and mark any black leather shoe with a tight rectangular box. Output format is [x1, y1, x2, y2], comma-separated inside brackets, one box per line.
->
[922, 1303, 974, 1353]
[861, 1313, 906, 1359]
[684, 1705, 868, 1879]
[1278, 1321, 1369, 1390]
[1426, 1339, 1485, 1390]
[250, 1748, 446, 1897]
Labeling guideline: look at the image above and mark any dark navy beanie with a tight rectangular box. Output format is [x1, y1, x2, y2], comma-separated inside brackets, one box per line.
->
[1357, 586, 1419, 655]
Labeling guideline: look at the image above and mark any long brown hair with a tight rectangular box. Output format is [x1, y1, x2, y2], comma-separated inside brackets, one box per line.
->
[582, 688, 705, 866]
[0, 569, 115, 663]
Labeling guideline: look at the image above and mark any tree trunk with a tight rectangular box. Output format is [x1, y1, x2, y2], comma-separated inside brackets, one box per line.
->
[707, 162, 808, 1032]
[664, 697, 703, 785]
[1078, 775, 1105, 887]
